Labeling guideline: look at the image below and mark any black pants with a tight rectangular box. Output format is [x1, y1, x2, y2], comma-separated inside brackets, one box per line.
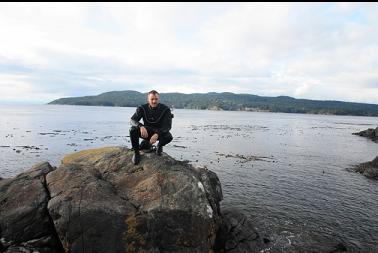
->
[129, 126, 173, 150]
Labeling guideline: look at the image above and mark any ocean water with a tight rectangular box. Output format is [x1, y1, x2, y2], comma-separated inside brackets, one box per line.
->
[0, 104, 377, 252]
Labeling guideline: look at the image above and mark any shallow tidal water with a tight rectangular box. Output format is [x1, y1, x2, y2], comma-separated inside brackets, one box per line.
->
[0, 105, 377, 252]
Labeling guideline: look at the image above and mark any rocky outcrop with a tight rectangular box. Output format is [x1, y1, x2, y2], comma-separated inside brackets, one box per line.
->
[353, 127, 378, 143]
[354, 156, 378, 179]
[0, 162, 63, 253]
[47, 147, 223, 253]
[0, 147, 261, 253]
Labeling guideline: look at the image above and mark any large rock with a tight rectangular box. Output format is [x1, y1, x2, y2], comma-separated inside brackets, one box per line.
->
[46, 147, 223, 253]
[1, 147, 262, 252]
[354, 156, 378, 179]
[0, 162, 63, 253]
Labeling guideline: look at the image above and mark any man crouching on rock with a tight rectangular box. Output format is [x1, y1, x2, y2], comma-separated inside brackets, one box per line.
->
[130, 90, 173, 165]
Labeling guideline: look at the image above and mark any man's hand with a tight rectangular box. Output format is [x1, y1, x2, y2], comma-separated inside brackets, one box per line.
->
[140, 126, 148, 138]
[150, 133, 159, 144]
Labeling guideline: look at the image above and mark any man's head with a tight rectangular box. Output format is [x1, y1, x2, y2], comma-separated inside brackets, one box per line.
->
[147, 90, 160, 108]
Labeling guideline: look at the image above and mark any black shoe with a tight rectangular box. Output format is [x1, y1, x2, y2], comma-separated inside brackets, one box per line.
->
[156, 144, 163, 156]
[139, 140, 152, 151]
[132, 150, 140, 165]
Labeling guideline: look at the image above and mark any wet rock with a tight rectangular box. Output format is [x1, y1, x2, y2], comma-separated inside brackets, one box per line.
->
[306, 235, 348, 253]
[216, 152, 274, 163]
[15, 146, 40, 150]
[353, 127, 378, 143]
[214, 208, 263, 253]
[0, 162, 62, 253]
[354, 156, 378, 179]
[329, 243, 347, 252]
[38, 132, 59, 136]
[173, 144, 187, 148]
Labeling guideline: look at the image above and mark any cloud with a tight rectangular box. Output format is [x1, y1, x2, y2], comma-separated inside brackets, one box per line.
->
[0, 73, 64, 103]
[0, 3, 377, 104]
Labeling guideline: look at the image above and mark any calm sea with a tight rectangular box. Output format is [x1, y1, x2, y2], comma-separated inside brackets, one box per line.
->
[1, 105, 377, 252]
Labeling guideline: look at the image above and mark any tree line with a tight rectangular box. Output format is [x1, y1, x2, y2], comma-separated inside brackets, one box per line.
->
[48, 90, 378, 117]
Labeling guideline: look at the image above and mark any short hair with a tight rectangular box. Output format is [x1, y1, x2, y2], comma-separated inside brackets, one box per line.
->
[148, 90, 159, 96]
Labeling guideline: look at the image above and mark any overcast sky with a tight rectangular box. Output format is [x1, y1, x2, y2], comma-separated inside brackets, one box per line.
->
[1, 3, 378, 104]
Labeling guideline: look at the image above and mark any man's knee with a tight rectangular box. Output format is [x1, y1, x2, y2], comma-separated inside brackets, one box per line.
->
[160, 132, 173, 145]
[166, 132, 173, 142]
[130, 126, 139, 135]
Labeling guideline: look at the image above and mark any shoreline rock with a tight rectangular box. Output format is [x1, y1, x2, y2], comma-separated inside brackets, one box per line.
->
[0, 162, 64, 253]
[214, 208, 262, 253]
[353, 156, 378, 180]
[1, 147, 262, 253]
[352, 127, 378, 143]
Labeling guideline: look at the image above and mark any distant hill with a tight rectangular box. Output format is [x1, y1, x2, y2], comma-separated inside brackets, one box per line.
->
[48, 90, 378, 117]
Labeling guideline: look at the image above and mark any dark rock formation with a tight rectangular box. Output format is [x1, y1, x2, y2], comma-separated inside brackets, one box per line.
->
[354, 156, 378, 179]
[353, 127, 378, 143]
[214, 208, 262, 253]
[1, 147, 260, 253]
[0, 162, 63, 253]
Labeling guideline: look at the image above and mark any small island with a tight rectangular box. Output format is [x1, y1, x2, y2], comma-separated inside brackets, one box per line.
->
[48, 90, 378, 117]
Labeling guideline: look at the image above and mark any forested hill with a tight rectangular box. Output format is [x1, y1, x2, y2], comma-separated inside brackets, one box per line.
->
[48, 90, 378, 117]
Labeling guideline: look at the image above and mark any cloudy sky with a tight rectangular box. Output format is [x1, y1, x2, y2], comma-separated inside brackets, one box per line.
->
[1, 3, 378, 104]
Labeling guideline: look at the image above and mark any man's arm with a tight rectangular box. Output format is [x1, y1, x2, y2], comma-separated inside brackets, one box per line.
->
[130, 106, 143, 127]
[131, 106, 149, 138]
[156, 109, 172, 135]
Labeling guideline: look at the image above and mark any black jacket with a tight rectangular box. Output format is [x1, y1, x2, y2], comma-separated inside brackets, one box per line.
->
[130, 103, 172, 135]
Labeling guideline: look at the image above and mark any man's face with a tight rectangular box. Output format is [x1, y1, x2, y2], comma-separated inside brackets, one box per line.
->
[148, 93, 159, 108]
